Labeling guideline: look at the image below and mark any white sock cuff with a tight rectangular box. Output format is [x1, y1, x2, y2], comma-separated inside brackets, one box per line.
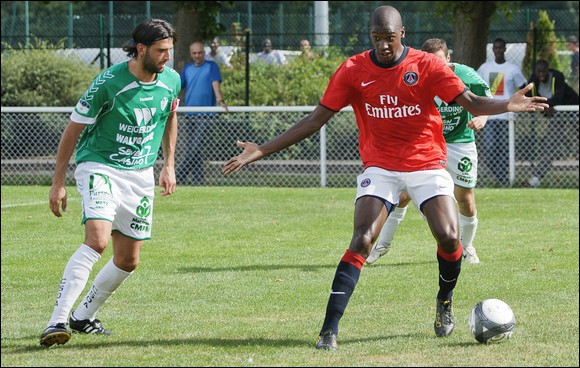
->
[109, 258, 133, 276]
[391, 206, 407, 219]
[458, 213, 478, 224]
[79, 243, 102, 263]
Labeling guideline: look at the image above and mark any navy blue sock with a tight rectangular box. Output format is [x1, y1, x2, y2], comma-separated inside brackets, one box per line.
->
[320, 250, 364, 335]
[436, 247, 462, 301]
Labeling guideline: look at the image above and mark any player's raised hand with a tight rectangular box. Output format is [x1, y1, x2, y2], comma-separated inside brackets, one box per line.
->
[222, 140, 263, 174]
[508, 83, 549, 112]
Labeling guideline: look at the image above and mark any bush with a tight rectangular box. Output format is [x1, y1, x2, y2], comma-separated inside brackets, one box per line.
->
[220, 47, 347, 106]
[1, 39, 99, 106]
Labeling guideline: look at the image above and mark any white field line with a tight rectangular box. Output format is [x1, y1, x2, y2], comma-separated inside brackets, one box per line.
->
[1, 197, 77, 209]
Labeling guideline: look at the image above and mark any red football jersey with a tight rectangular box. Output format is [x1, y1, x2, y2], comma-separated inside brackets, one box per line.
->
[320, 47, 467, 172]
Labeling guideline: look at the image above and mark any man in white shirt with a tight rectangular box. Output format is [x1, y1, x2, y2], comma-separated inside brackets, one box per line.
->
[255, 38, 287, 66]
[477, 37, 527, 186]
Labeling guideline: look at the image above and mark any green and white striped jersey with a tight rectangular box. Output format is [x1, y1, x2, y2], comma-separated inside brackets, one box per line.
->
[434, 63, 492, 143]
[71, 61, 181, 170]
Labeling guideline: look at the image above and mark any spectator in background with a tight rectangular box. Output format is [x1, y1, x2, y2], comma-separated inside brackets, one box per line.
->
[477, 37, 528, 186]
[526, 59, 579, 187]
[255, 38, 287, 66]
[566, 35, 579, 93]
[179, 41, 229, 185]
[299, 39, 316, 60]
[205, 37, 233, 68]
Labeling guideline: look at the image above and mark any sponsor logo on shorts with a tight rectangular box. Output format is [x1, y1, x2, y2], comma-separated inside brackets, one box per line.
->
[131, 197, 152, 232]
[458, 157, 473, 173]
[361, 178, 371, 187]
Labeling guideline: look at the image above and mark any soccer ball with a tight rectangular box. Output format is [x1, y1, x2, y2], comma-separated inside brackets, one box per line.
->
[468, 298, 516, 344]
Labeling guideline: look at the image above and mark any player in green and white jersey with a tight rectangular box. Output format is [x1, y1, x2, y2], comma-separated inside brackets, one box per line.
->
[367, 38, 491, 265]
[40, 18, 181, 347]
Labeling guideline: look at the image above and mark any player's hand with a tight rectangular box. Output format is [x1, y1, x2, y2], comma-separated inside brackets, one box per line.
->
[222, 140, 262, 174]
[508, 83, 549, 112]
[467, 116, 487, 131]
[49, 185, 67, 217]
[159, 165, 176, 196]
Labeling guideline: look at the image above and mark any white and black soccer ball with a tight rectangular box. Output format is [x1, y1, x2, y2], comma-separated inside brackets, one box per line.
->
[468, 298, 516, 344]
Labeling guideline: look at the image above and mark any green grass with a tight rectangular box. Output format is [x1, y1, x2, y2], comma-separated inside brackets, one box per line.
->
[1, 186, 578, 367]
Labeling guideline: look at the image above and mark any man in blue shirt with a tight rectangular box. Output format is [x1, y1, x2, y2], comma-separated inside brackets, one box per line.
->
[178, 41, 228, 185]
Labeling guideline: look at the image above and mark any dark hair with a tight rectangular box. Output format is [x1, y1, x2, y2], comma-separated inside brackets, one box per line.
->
[535, 59, 549, 69]
[567, 35, 579, 44]
[493, 37, 507, 47]
[122, 18, 177, 58]
[421, 38, 448, 55]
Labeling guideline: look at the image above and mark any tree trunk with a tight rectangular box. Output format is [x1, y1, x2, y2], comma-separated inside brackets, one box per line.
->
[174, 7, 203, 74]
[451, 2, 497, 69]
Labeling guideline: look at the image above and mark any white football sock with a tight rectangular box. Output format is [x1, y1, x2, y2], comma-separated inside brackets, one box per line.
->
[377, 206, 408, 247]
[72, 257, 132, 321]
[48, 244, 101, 326]
[459, 213, 478, 247]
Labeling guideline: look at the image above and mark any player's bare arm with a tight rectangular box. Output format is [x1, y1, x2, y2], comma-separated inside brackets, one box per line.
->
[222, 106, 335, 174]
[49, 121, 86, 217]
[456, 83, 548, 116]
[159, 111, 178, 196]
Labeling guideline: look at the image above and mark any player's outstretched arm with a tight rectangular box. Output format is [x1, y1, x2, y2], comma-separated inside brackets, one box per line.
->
[222, 105, 336, 174]
[507, 83, 549, 112]
[457, 85, 548, 117]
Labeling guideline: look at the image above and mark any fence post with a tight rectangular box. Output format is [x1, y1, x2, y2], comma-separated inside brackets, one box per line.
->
[320, 125, 327, 187]
[67, 2, 73, 48]
[509, 112, 516, 186]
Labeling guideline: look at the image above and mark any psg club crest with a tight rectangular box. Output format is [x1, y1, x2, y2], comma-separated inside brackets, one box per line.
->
[361, 178, 371, 187]
[403, 72, 419, 85]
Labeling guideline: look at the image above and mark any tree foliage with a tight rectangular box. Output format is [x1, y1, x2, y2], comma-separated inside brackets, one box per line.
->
[434, 1, 519, 68]
[522, 10, 561, 77]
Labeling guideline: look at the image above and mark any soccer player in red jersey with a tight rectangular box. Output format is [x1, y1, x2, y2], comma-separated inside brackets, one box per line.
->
[222, 5, 547, 350]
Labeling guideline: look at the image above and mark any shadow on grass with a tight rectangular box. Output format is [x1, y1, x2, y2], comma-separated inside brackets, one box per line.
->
[177, 260, 434, 273]
[6, 332, 435, 353]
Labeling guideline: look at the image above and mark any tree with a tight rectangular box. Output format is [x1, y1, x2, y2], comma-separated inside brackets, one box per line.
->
[435, 1, 517, 68]
[173, 1, 233, 73]
[522, 10, 561, 77]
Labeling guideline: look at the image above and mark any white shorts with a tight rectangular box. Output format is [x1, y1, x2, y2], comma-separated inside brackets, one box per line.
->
[355, 167, 455, 213]
[74, 162, 155, 240]
[446, 142, 478, 189]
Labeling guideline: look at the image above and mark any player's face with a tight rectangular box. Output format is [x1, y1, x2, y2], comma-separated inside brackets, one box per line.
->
[432, 49, 450, 64]
[370, 27, 404, 64]
[143, 39, 173, 74]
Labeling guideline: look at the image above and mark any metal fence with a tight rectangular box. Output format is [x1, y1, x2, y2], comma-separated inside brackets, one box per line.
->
[1, 106, 578, 188]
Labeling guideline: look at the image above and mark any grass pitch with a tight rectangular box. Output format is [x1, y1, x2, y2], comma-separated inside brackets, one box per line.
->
[1, 186, 578, 367]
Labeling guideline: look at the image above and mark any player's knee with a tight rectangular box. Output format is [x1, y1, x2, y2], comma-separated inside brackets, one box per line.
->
[436, 231, 460, 253]
[115, 257, 139, 272]
[350, 231, 374, 256]
[84, 236, 109, 254]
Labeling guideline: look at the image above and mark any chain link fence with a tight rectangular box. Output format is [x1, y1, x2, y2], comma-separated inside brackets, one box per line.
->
[1, 106, 578, 188]
[2, 8, 578, 73]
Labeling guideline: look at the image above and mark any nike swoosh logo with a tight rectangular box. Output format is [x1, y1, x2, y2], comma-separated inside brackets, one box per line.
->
[361, 80, 376, 87]
[439, 275, 457, 283]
